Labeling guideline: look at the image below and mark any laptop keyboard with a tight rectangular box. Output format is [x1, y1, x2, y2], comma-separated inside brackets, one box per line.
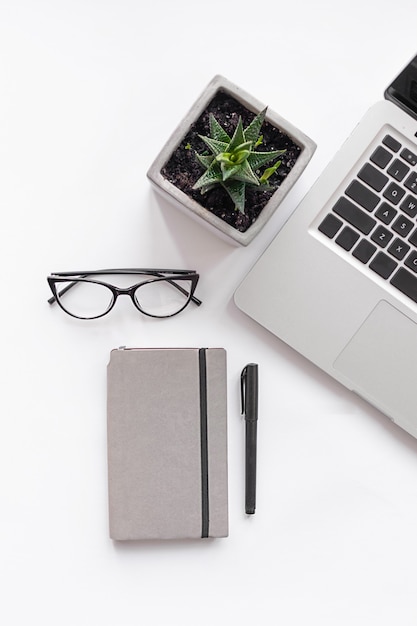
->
[318, 133, 417, 304]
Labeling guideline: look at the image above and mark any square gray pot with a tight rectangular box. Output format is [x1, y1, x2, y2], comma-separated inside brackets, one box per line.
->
[147, 75, 316, 246]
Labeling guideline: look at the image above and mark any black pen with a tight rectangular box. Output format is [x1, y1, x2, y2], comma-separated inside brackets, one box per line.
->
[240, 363, 259, 515]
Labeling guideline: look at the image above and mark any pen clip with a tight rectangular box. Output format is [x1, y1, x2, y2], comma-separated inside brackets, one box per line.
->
[240, 366, 247, 416]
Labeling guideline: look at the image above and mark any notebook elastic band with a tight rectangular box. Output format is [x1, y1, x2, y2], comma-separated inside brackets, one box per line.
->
[199, 348, 209, 538]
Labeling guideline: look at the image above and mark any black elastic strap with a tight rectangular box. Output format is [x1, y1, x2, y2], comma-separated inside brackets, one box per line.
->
[199, 348, 209, 538]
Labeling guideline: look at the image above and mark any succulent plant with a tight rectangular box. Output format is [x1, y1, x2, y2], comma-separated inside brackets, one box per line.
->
[192, 107, 286, 214]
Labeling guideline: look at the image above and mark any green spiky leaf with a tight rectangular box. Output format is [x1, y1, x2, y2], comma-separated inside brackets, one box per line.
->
[223, 179, 246, 213]
[259, 159, 283, 184]
[220, 162, 243, 181]
[199, 182, 218, 195]
[248, 148, 286, 171]
[230, 159, 260, 186]
[216, 147, 251, 168]
[192, 161, 223, 190]
[198, 135, 229, 156]
[195, 153, 215, 169]
[227, 117, 246, 153]
[244, 108, 267, 144]
[209, 113, 230, 143]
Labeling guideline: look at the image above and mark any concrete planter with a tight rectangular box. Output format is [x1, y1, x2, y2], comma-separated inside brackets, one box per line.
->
[147, 75, 316, 246]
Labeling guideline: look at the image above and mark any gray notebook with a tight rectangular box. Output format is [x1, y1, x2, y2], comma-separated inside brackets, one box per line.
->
[107, 347, 228, 540]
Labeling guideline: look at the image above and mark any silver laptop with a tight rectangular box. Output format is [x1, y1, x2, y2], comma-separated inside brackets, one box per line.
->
[235, 55, 417, 439]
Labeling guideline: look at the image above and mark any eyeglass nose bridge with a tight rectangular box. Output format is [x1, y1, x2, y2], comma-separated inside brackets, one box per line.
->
[110, 286, 138, 309]
[115, 286, 144, 311]
[115, 286, 135, 296]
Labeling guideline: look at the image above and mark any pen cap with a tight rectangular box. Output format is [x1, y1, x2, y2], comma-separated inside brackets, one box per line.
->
[241, 363, 258, 420]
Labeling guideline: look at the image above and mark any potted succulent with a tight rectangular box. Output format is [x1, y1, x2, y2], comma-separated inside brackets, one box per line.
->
[147, 75, 316, 246]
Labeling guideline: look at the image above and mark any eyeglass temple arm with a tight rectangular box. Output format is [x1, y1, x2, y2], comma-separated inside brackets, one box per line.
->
[47, 273, 202, 306]
[53, 268, 194, 276]
[164, 277, 202, 306]
[48, 278, 86, 305]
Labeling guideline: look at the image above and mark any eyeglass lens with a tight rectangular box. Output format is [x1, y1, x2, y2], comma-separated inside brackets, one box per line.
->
[53, 273, 194, 319]
[134, 278, 192, 317]
[54, 280, 114, 319]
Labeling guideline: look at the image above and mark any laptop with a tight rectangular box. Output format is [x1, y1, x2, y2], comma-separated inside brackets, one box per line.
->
[234, 54, 417, 439]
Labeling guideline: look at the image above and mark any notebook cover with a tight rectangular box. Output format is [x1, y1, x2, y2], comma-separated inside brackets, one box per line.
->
[107, 347, 228, 540]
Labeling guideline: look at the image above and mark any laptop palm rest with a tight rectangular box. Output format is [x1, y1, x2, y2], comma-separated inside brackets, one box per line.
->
[334, 300, 417, 435]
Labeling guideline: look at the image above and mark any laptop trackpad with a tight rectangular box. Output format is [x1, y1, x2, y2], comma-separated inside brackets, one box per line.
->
[334, 300, 417, 433]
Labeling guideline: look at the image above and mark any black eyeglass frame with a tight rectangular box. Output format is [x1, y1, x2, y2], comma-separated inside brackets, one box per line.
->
[47, 268, 202, 320]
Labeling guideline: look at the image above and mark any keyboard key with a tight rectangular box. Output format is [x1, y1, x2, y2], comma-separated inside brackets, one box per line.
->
[392, 215, 414, 237]
[358, 163, 388, 192]
[400, 195, 417, 218]
[404, 172, 417, 193]
[370, 146, 392, 168]
[318, 213, 343, 238]
[382, 135, 401, 152]
[383, 181, 405, 205]
[335, 227, 360, 251]
[409, 228, 417, 247]
[387, 158, 410, 181]
[345, 180, 379, 211]
[400, 148, 417, 166]
[333, 197, 376, 235]
[370, 252, 397, 279]
[371, 225, 393, 248]
[405, 251, 417, 273]
[387, 238, 410, 260]
[375, 202, 397, 224]
[390, 267, 417, 302]
[353, 239, 376, 263]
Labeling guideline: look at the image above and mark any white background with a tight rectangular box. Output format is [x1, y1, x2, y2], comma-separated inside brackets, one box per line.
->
[2, 1, 417, 624]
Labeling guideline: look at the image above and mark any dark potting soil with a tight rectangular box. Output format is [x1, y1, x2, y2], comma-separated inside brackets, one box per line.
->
[161, 91, 302, 233]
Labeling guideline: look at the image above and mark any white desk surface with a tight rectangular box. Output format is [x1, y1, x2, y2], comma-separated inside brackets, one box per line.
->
[2, 1, 417, 624]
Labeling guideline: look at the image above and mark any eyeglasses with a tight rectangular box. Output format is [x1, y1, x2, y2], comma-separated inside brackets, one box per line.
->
[47, 268, 201, 320]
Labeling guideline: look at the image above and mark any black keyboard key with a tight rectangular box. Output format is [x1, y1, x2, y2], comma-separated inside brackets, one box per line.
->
[333, 197, 376, 234]
[392, 215, 414, 237]
[382, 135, 401, 152]
[353, 239, 376, 264]
[390, 267, 417, 303]
[387, 238, 410, 260]
[409, 229, 417, 247]
[318, 213, 343, 238]
[371, 225, 393, 248]
[400, 195, 417, 218]
[404, 172, 417, 194]
[345, 180, 379, 211]
[370, 146, 392, 169]
[335, 226, 360, 251]
[387, 158, 410, 181]
[405, 251, 417, 274]
[400, 148, 417, 166]
[375, 202, 397, 224]
[358, 163, 388, 192]
[383, 181, 405, 205]
[370, 252, 397, 279]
